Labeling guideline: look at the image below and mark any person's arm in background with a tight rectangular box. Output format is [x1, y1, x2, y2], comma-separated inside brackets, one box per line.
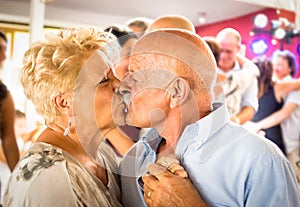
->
[231, 106, 256, 124]
[232, 76, 258, 124]
[1, 92, 19, 171]
[255, 102, 297, 131]
[275, 79, 300, 99]
[231, 57, 259, 124]
[247, 88, 300, 134]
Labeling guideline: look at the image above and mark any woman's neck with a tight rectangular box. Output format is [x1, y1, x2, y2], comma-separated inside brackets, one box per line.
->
[104, 126, 134, 156]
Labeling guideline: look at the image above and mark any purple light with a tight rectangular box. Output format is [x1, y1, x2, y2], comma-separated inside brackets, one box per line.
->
[250, 39, 269, 55]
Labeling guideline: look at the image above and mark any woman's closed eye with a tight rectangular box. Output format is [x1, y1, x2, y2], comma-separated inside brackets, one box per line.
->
[98, 77, 109, 85]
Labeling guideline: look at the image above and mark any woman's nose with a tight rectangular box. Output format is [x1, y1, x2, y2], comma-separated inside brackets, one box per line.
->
[112, 77, 121, 92]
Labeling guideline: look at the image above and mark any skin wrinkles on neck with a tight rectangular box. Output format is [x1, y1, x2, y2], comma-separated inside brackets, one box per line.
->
[157, 101, 211, 154]
[158, 112, 182, 153]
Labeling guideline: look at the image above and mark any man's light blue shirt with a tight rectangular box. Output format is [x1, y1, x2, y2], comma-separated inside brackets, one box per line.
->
[119, 103, 299, 207]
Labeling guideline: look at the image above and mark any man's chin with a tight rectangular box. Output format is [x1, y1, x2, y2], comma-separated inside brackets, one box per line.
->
[125, 116, 148, 129]
[112, 109, 126, 126]
[125, 115, 136, 127]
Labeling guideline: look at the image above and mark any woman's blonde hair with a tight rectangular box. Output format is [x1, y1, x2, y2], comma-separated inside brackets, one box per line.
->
[21, 27, 117, 124]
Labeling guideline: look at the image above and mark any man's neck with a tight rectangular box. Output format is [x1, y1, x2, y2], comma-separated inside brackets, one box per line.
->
[158, 114, 182, 143]
[156, 106, 202, 154]
[219, 61, 236, 73]
[219, 67, 233, 73]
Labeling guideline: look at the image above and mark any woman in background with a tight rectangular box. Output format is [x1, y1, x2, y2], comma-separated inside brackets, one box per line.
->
[0, 30, 19, 207]
[251, 57, 286, 153]
[0, 30, 19, 172]
[247, 56, 300, 154]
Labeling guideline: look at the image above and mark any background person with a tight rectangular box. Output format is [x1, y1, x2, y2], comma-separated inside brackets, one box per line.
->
[216, 28, 259, 124]
[0, 109, 30, 205]
[0, 30, 19, 172]
[126, 17, 153, 38]
[0, 30, 19, 207]
[14, 110, 30, 152]
[252, 50, 300, 157]
[244, 56, 300, 155]
[250, 50, 300, 187]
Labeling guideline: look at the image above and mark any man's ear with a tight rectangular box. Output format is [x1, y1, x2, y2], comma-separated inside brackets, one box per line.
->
[167, 78, 190, 108]
[53, 93, 71, 115]
[237, 44, 241, 54]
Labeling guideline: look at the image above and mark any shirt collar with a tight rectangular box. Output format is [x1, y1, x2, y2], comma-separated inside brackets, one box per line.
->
[141, 102, 230, 156]
[232, 59, 241, 71]
[217, 60, 241, 76]
[141, 128, 162, 152]
[176, 102, 230, 156]
[283, 75, 293, 81]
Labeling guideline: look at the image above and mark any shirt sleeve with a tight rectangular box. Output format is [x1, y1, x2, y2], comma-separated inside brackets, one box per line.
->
[245, 152, 299, 207]
[285, 89, 300, 105]
[240, 63, 259, 110]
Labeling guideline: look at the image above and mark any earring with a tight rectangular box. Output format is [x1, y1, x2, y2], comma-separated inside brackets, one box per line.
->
[63, 117, 72, 136]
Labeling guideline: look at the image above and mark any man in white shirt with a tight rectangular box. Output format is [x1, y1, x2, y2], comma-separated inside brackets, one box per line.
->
[216, 28, 259, 124]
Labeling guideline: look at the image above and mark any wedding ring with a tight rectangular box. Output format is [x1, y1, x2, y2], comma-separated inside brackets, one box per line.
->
[167, 166, 175, 174]
[147, 191, 152, 198]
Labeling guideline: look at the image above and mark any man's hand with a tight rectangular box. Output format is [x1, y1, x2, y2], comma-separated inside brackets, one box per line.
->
[142, 162, 208, 207]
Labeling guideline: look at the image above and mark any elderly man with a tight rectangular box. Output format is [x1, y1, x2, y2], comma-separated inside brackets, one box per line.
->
[146, 14, 196, 33]
[115, 29, 299, 207]
[216, 28, 259, 124]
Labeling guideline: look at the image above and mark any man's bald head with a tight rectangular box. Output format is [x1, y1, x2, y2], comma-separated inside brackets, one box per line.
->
[216, 27, 241, 46]
[146, 15, 195, 33]
[130, 29, 217, 104]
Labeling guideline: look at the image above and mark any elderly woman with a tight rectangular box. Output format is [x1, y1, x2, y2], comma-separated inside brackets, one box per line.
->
[3, 27, 123, 206]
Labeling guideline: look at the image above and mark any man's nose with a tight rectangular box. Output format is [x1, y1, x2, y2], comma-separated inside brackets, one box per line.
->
[118, 76, 133, 106]
[118, 75, 132, 95]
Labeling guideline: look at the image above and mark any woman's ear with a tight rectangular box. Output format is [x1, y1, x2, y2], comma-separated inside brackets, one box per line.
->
[53, 93, 71, 115]
[167, 78, 190, 108]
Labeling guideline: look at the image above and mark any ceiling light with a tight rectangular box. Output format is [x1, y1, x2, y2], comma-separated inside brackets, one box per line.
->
[253, 14, 268, 28]
[274, 28, 286, 39]
[198, 12, 206, 25]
